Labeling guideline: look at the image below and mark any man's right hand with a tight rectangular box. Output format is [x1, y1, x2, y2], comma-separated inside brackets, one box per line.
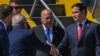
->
[46, 41, 58, 56]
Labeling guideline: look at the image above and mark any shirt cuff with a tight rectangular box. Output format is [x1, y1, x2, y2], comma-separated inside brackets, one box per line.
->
[56, 49, 59, 55]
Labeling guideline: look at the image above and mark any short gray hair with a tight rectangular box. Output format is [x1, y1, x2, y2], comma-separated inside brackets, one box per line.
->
[12, 14, 26, 26]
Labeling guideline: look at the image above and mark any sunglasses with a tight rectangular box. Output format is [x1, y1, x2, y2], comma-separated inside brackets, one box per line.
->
[13, 6, 21, 9]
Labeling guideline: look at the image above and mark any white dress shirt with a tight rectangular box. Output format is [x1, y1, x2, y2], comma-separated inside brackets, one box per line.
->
[42, 24, 53, 42]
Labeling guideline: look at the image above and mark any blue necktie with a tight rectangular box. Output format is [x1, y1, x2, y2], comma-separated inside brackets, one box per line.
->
[46, 29, 51, 43]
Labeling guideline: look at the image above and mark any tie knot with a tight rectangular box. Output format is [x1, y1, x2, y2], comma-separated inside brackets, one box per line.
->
[79, 23, 82, 27]
[46, 28, 50, 32]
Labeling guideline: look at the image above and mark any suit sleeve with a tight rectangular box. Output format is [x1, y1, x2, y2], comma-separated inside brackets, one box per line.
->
[0, 28, 9, 56]
[57, 27, 69, 54]
[26, 31, 51, 53]
[96, 24, 100, 56]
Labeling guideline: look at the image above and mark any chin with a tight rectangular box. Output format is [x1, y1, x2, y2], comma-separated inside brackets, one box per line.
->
[73, 19, 77, 22]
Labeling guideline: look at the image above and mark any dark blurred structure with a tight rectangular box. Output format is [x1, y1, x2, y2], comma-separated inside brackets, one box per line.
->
[81, 0, 94, 6]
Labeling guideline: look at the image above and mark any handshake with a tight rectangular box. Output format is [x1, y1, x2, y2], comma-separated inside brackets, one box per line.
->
[46, 41, 58, 56]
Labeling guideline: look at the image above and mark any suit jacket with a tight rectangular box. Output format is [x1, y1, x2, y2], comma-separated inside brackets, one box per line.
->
[9, 26, 50, 56]
[58, 20, 100, 56]
[0, 22, 9, 56]
[32, 25, 70, 56]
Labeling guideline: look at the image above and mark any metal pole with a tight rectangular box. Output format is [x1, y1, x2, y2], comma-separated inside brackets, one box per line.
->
[92, 0, 98, 18]
[30, 0, 39, 17]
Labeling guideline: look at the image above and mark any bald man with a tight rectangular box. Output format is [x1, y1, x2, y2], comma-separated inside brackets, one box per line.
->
[31, 9, 69, 56]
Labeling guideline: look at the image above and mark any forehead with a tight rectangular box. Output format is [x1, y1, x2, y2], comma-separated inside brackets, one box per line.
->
[10, 2, 20, 6]
[41, 11, 52, 17]
[42, 10, 51, 15]
[72, 6, 80, 11]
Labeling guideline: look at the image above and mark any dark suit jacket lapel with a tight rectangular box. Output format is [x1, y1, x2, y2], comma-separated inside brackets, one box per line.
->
[0, 22, 9, 56]
[72, 23, 78, 43]
[52, 26, 56, 43]
[79, 20, 90, 42]
[39, 25, 47, 42]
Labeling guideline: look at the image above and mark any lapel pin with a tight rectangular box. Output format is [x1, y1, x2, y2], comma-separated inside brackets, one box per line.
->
[86, 24, 89, 27]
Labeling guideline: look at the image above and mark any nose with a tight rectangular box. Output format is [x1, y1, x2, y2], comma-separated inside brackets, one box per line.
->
[47, 18, 51, 21]
[72, 14, 75, 17]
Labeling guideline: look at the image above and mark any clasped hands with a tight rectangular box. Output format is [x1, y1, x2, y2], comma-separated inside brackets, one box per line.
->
[46, 41, 58, 56]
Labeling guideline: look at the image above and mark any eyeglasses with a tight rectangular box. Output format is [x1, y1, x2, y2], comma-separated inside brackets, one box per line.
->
[12, 6, 21, 9]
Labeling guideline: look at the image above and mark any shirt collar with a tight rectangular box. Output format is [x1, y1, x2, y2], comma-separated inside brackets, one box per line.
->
[42, 24, 53, 31]
[77, 19, 86, 27]
[0, 19, 7, 29]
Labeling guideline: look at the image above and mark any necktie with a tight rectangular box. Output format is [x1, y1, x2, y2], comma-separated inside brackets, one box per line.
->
[78, 23, 82, 41]
[46, 29, 51, 43]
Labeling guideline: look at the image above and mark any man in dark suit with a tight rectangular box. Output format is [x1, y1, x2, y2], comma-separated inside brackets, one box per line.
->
[32, 9, 70, 56]
[8, 14, 56, 56]
[0, 4, 13, 56]
[55, 3, 100, 56]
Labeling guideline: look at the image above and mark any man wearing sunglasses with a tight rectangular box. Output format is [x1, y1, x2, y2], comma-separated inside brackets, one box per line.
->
[8, 0, 30, 32]
[9, 0, 21, 15]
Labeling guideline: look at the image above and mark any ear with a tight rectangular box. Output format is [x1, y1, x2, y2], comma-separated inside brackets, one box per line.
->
[81, 10, 86, 17]
[82, 10, 85, 14]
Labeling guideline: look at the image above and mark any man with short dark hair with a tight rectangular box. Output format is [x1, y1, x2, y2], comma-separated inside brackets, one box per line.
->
[8, 0, 30, 32]
[9, 0, 21, 15]
[0, 4, 13, 56]
[55, 3, 100, 56]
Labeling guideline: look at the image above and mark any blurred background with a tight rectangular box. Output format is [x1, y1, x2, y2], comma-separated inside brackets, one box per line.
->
[0, 0, 100, 29]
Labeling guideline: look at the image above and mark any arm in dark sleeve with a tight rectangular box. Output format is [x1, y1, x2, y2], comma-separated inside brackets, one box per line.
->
[0, 29, 9, 56]
[28, 31, 51, 53]
[57, 28, 69, 54]
[96, 24, 100, 56]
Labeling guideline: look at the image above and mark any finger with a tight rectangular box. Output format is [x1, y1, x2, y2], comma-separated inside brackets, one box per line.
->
[46, 40, 52, 46]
